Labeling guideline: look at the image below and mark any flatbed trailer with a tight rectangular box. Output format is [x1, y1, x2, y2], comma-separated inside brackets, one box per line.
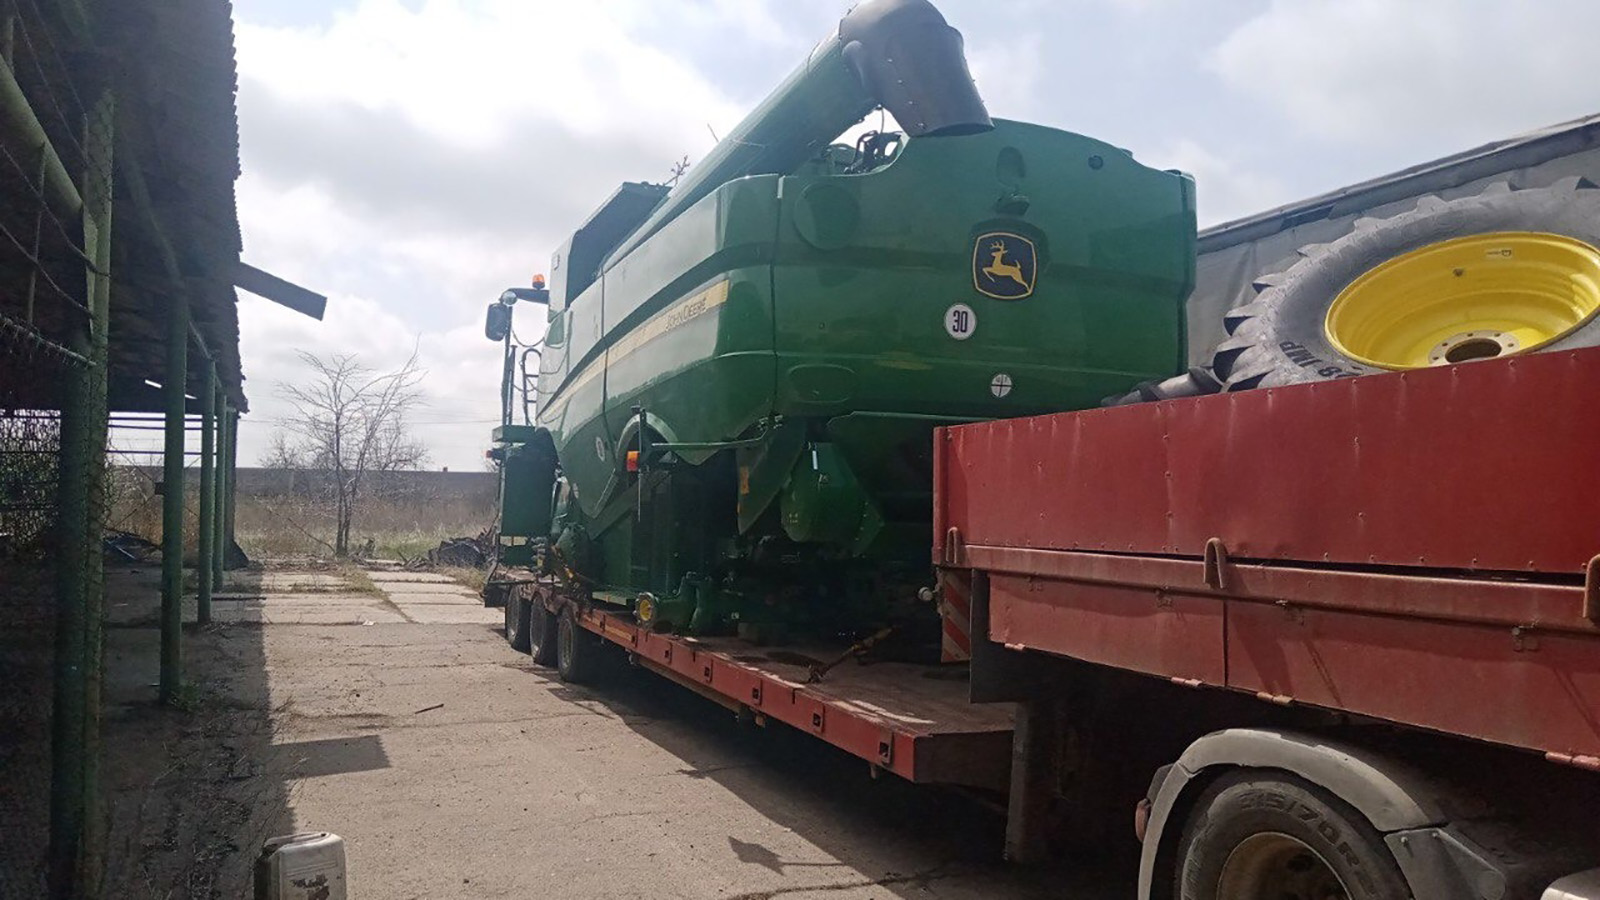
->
[934, 344, 1600, 899]
[499, 344, 1600, 898]
[510, 578, 1014, 792]
[488, 114, 1600, 897]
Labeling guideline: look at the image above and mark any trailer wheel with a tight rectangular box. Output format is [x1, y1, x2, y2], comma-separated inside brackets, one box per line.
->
[556, 606, 600, 684]
[527, 599, 557, 667]
[1212, 177, 1600, 390]
[504, 587, 531, 653]
[1176, 772, 1409, 900]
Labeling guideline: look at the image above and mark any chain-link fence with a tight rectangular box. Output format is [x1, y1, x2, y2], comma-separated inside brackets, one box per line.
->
[0, 1, 113, 895]
[0, 338, 91, 899]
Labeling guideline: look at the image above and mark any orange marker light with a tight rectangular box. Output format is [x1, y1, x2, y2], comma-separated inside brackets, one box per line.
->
[531, 274, 546, 288]
[626, 450, 640, 473]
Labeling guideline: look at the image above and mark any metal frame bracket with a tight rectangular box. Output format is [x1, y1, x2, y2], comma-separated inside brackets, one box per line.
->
[1203, 538, 1229, 590]
[1584, 554, 1600, 625]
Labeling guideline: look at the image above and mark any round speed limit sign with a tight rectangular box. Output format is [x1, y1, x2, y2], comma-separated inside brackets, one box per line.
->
[944, 303, 976, 341]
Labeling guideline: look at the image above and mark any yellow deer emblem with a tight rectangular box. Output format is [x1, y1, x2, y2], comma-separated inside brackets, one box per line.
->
[974, 233, 1036, 299]
[982, 241, 1029, 290]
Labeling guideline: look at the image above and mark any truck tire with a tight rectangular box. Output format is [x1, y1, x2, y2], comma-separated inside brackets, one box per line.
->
[556, 606, 600, 684]
[1176, 772, 1411, 900]
[527, 599, 557, 667]
[505, 587, 531, 653]
[1212, 177, 1600, 390]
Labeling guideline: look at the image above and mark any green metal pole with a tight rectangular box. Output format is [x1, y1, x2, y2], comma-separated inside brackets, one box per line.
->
[224, 406, 238, 560]
[0, 52, 82, 214]
[197, 365, 216, 625]
[49, 240, 91, 900]
[212, 389, 226, 585]
[159, 294, 188, 706]
[47, 88, 113, 900]
[77, 90, 115, 900]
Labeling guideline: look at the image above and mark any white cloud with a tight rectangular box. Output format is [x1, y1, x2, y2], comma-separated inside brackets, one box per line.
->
[234, 0, 748, 148]
[231, 0, 774, 470]
[967, 29, 1046, 122]
[1144, 138, 1290, 228]
[1210, 0, 1600, 150]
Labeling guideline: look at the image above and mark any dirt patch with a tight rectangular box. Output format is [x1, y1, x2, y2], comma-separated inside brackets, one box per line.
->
[98, 565, 292, 899]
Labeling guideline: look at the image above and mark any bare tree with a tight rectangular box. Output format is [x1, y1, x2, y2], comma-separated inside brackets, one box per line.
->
[275, 350, 430, 557]
[259, 429, 307, 470]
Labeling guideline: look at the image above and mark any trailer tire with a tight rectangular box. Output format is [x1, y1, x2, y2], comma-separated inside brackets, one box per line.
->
[527, 600, 557, 667]
[504, 587, 531, 653]
[1176, 772, 1410, 900]
[556, 606, 600, 684]
[1212, 177, 1600, 390]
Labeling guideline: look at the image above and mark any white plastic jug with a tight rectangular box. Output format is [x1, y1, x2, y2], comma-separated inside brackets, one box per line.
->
[254, 832, 348, 900]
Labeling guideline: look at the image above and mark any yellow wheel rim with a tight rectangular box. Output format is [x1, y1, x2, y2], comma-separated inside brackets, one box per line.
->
[1324, 231, 1600, 369]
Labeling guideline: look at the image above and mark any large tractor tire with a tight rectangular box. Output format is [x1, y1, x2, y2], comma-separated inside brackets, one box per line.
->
[504, 586, 531, 653]
[527, 597, 558, 667]
[1176, 772, 1411, 900]
[1212, 177, 1600, 390]
[555, 606, 601, 684]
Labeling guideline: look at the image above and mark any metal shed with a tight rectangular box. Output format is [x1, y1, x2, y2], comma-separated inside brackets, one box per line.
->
[0, 2, 318, 896]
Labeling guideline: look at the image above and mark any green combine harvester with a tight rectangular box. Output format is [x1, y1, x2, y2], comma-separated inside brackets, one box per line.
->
[483, 0, 1196, 656]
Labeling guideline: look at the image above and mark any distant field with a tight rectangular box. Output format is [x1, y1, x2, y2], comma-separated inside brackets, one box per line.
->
[106, 467, 495, 561]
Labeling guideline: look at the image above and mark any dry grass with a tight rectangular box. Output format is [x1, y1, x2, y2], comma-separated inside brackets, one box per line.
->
[340, 566, 383, 595]
[233, 493, 492, 561]
[436, 566, 489, 593]
[108, 475, 495, 582]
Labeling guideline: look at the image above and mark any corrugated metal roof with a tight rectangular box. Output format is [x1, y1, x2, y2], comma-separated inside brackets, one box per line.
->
[101, 0, 249, 413]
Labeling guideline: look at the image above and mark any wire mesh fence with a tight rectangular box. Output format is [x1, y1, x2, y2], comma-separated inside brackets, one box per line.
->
[0, 1, 112, 893]
[0, 336, 90, 899]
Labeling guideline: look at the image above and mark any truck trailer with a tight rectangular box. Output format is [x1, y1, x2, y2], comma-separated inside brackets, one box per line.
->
[480, 2, 1600, 896]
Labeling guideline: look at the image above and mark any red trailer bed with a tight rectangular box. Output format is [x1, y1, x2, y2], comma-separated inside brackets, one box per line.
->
[571, 603, 1014, 791]
[934, 346, 1600, 769]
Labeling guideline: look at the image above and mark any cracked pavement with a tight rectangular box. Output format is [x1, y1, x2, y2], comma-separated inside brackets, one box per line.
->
[102, 563, 1126, 898]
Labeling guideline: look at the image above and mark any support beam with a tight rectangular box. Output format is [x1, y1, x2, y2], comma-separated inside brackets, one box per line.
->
[0, 53, 83, 215]
[224, 406, 238, 558]
[197, 365, 216, 625]
[1005, 696, 1065, 864]
[49, 261, 91, 900]
[159, 294, 188, 706]
[76, 90, 115, 900]
[234, 261, 326, 320]
[212, 390, 225, 585]
[47, 88, 114, 900]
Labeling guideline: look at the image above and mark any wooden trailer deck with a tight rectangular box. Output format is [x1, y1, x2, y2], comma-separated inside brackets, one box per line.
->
[574, 604, 1015, 792]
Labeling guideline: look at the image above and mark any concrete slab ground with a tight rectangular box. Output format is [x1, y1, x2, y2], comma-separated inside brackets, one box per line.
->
[100, 562, 1127, 899]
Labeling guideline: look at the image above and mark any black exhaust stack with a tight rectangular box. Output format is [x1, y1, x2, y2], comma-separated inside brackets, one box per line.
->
[841, 0, 992, 138]
[606, 0, 991, 266]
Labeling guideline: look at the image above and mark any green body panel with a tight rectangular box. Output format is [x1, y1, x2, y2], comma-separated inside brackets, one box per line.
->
[521, 118, 1194, 639]
[538, 179, 781, 520]
[496, 435, 556, 567]
[780, 443, 883, 552]
[773, 120, 1193, 421]
[539, 119, 1192, 544]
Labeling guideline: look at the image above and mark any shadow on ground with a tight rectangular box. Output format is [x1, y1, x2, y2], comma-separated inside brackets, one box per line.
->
[92, 564, 1129, 899]
[524, 639, 1132, 900]
[100, 565, 293, 898]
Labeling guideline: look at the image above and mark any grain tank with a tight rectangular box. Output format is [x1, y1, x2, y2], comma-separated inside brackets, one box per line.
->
[487, 0, 1197, 644]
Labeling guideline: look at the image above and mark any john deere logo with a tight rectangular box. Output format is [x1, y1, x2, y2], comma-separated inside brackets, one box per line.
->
[973, 232, 1036, 300]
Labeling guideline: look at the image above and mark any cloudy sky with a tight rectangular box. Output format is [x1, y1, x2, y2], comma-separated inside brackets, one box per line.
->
[224, 0, 1600, 472]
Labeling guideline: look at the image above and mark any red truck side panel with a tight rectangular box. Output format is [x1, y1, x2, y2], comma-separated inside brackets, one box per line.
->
[938, 348, 1600, 763]
[937, 348, 1600, 574]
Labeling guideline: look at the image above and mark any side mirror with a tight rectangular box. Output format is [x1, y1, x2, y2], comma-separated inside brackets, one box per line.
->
[484, 303, 512, 342]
